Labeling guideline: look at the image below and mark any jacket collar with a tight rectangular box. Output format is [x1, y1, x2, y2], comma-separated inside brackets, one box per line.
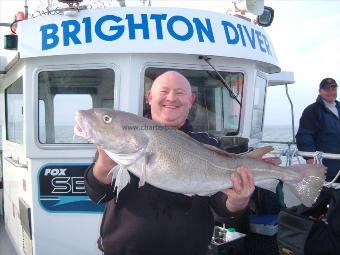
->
[179, 120, 194, 133]
[317, 95, 340, 108]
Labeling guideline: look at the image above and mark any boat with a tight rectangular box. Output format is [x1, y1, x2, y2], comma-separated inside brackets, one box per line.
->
[1, 1, 336, 255]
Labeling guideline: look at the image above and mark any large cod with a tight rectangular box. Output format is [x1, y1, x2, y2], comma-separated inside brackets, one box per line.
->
[74, 108, 326, 207]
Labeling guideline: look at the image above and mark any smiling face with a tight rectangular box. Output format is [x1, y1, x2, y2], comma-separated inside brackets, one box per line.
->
[319, 86, 337, 103]
[147, 71, 195, 128]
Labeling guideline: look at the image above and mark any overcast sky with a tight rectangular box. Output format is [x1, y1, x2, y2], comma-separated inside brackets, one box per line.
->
[0, 0, 339, 127]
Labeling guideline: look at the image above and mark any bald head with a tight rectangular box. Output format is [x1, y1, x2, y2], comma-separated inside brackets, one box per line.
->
[151, 71, 192, 95]
[147, 71, 195, 128]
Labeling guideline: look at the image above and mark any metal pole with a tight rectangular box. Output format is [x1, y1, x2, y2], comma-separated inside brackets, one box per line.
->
[24, 0, 28, 19]
[285, 83, 295, 143]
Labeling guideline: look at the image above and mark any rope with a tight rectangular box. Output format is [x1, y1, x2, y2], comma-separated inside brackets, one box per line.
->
[324, 170, 340, 188]
[313, 151, 324, 164]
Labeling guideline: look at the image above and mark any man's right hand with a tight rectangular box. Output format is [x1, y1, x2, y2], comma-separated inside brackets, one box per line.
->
[93, 147, 117, 185]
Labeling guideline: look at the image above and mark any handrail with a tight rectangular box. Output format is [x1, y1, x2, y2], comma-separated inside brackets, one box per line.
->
[4, 156, 28, 169]
[297, 151, 340, 160]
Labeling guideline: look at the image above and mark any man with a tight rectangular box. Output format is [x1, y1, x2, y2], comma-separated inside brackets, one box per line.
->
[84, 71, 255, 255]
[296, 77, 340, 182]
[294, 77, 340, 254]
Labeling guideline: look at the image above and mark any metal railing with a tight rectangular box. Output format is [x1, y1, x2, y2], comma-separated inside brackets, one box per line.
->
[259, 140, 340, 189]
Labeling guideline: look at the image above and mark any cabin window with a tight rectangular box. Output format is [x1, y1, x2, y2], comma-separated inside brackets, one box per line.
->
[250, 75, 267, 139]
[38, 68, 115, 144]
[5, 77, 24, 144]
[143, 68, 244, 136]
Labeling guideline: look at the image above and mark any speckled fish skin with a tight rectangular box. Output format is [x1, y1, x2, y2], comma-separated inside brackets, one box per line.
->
[74, 108, 326, 207]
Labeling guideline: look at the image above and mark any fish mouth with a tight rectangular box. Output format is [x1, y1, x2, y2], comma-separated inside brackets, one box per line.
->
[74, 113, 87, 138]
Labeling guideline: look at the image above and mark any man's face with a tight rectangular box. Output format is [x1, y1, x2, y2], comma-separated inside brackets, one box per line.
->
[319, 86, 337, 103]
[147, 72, 195, 128]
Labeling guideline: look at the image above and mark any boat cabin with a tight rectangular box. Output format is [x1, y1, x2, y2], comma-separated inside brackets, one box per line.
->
[0, 3, 290, 255]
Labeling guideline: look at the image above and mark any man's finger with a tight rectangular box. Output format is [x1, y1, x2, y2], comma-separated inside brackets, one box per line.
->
[231, 172, 242, 194]
[236, 166, 249, 190]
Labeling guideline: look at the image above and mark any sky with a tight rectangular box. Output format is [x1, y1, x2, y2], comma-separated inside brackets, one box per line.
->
[0, 0, 339, 127]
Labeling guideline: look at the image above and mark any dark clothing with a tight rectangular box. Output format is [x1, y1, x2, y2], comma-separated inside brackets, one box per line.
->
[296, 96, 340, 179]
[84, 121, 246, 255]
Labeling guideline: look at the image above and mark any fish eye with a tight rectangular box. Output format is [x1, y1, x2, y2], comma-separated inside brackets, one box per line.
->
[103, 115, 112, 124]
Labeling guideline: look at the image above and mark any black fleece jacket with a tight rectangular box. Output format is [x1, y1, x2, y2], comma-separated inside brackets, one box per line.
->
[84, 120, 248, 255]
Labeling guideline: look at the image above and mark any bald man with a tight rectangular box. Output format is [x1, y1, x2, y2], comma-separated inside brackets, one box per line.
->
[85, 71, 254, 255]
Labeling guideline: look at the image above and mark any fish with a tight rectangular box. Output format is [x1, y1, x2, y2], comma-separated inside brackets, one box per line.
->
[74, 108, 326, 207]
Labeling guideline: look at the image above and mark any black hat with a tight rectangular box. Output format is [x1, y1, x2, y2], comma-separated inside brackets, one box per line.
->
[320, 78, 338, 89]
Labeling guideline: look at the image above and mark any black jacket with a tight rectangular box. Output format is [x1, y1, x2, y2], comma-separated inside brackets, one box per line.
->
[296, 96, 340, 179]
[84, 121, 247, 255]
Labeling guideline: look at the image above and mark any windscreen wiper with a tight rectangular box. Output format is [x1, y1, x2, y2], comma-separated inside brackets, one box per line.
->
[199, 55, 241, 106]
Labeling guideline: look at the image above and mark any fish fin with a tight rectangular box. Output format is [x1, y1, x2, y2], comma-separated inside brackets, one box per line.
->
[203, 144, 239, 158]
[138, 154, 149, 188]
[284, 164, 326, 207]
[247, 146, 274, 160]
[255, 179, 279, 193]
[107, 164, 120, 184]
[114, 166, 130, 201]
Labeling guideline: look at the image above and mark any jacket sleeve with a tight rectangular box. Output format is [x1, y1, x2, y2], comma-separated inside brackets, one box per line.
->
[209, 192, 250, 233]
[296, 105, 319, 158]
[84, 164, 116, 203]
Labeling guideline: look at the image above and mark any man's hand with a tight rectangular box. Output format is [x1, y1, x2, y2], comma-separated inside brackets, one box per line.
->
[223, 166, 255, 213]
[93, 146, 117, 185]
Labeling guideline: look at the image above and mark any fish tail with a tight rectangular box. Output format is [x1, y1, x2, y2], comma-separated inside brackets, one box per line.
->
[284, 164, 326, 207]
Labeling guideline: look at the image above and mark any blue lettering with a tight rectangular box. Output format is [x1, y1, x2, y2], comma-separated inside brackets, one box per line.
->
[221, 21, 239, 45]
[82, 17, 92, 43]
[255, 30, 266, 53]
[193, 18, 215, 43]
[150, 14, 167, 39]
[236, 24, 246, 47]
[262, 33, 272, 56]
[95, 15, 124, 41]
[40, 23, 59, 50]
[167, 15, 194, 41]
[61, 20, 81, 46]
[243, 25, 256, 49]
[126, 14, 150, 39]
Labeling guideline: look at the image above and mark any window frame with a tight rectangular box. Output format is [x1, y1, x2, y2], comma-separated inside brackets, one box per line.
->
[5, 76, 24, 144]
[140, 63, 246, 136]
[33, 64, 119, 149]
[250, 73, 268, 140]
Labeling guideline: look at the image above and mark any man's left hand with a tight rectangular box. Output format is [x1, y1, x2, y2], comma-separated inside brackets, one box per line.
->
[223, 166, 255, 213]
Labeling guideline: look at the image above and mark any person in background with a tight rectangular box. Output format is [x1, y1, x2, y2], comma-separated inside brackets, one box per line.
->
[294, 77, 340, 254]
[84, 71, 255, 255]
[296, 77, 340, 182]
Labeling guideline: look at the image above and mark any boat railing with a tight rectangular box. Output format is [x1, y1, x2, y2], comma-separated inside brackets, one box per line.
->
[258, 140, 340, 189]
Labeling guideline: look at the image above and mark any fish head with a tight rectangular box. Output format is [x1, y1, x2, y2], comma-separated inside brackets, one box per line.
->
[74, 108, 148, 154]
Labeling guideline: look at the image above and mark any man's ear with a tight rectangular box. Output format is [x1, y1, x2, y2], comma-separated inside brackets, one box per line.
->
[189, 94, 196, 107]
[146, 90, 152, 104]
